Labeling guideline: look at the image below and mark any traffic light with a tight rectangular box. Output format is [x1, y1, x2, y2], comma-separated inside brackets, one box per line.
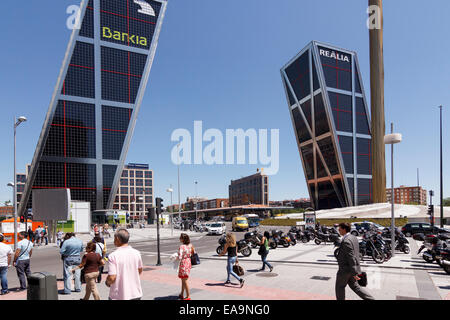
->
[427, 205, 434, 215]
[20, 215, 24, 223]
[147, 207, 155, 224]
[156, 197, 163, 215]
[126, 213, 130, 224]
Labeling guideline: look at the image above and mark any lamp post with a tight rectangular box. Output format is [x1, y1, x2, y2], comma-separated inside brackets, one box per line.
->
[167, 186, 173, 236]
[384, 123, 402, 257]
[194, 181, 198, 222]
[177, 143, 181, 222]
[12, 116, 27, 250]
[439, 106, 444, 227]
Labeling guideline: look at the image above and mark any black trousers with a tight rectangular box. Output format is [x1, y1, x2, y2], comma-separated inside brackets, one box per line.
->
[16, 259, 31, 290]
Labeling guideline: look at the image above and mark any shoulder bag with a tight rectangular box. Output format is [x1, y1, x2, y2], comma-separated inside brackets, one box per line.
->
[190, 245, 200, 265]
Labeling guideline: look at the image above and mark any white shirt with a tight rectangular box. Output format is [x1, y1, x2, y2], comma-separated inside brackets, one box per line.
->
[0, 243, 13, 267]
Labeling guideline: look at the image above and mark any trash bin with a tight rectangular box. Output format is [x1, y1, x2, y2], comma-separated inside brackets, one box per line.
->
[27, 272, 58, 300]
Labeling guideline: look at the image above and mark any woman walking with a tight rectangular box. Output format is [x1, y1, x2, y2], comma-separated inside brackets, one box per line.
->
[259, 231, 273, 272]
[178, 233, 193, 300]
[219, 233, 244, 288]
[73, 242, 104, 300]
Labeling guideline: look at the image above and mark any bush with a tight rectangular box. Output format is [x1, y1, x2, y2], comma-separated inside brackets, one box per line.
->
[260, 217, 408, 228]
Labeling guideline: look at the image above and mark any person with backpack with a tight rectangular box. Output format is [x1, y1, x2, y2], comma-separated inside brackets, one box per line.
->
[92, 232, 107, 283]
[258, 231, 273, 272]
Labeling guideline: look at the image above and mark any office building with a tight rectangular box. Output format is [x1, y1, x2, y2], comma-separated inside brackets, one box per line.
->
[386, 186, 427, 205]
[281, 41, 372, 210]
[229, 170, 269, 207]
[113, 163, 153, 221]
[18, 0, 167, 217]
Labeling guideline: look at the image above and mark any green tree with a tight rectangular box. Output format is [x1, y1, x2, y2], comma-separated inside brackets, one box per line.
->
[443, 198, 450, 206]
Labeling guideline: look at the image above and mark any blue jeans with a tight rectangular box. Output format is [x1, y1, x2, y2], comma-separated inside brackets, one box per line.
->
[63, 256, 81, 294]
[261, 253, 272, 270]
[226, 256, 241, 282]
[0, 266, 8, 294]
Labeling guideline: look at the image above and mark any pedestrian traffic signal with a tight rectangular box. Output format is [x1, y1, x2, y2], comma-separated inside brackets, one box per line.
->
[20, 215, 24, 223]
[427, 205, 434, 215]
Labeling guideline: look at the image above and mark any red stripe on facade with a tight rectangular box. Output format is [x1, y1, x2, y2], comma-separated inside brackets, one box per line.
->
[101, 69, 141, 78]
[100, 9, 155, 25]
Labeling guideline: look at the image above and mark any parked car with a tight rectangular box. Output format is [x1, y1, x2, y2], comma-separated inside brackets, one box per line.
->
[353, 222, 384, 234]
[207, 223, 226, 235]
[401, 223, 450, 237]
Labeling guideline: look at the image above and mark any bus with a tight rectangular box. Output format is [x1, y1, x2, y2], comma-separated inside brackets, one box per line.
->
[243, 214, 260, 228]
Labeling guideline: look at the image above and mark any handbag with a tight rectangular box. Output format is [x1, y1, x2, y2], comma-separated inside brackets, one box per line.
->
[233, 263, 245, 276]
[357, 272, 367, 287]
[258, 245, 267, 256]
[80, 268, 86, 284]
[190, 246, 200, 265]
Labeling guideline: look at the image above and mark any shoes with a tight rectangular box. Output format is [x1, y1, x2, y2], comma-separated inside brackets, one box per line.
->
[178, 294, 184, 300]
[0, 291, 9, 295]
[270, 266, 273, 272]
[239, 279, 245, 288]
[75, 290, 81, 293]
[17, 288, 27, 292]
[183, 297, 191, 300]
[259, 268, 265, 271]
[225, 280, 231, 285]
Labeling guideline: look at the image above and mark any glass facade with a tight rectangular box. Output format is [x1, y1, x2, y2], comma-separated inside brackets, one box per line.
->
[282, 41, 372, 209]
[18, 0, 167, 215]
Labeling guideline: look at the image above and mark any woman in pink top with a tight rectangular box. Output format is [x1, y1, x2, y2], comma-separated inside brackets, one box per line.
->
[178, 233, 194, 300]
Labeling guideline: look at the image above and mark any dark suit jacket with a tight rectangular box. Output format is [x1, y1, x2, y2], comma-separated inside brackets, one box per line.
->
[336, 233, 361, 275]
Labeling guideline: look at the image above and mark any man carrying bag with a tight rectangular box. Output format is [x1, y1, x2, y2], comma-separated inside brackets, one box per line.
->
[335, 223, 374, 300]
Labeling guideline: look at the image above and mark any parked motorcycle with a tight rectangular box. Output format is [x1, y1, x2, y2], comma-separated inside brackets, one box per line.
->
[244, 230, 263, 249]
[289, 226, 312, 243]
[271, 230, 291, 248]
[359, 232, 385, 263]
[314, 228, 340, 245]
[436, 247, 450, 274]
[381, 229, 410, 254]
[216, 235, 252, 257]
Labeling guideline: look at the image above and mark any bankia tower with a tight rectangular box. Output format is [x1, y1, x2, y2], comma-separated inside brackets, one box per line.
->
[18, 0, 167, 216]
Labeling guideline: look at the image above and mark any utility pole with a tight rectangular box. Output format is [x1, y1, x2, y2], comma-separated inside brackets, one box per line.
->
[369, 0, 387, 203]
[439, 106, 444, 227]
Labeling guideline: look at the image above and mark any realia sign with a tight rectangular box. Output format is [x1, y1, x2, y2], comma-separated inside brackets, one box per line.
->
[319, 49, 350, 63]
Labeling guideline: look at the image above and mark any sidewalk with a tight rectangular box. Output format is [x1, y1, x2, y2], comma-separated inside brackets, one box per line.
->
[2, 238, 448, 301]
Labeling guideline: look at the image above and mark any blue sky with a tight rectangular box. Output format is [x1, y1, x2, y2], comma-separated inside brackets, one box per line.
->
[0, 0, 449, 206]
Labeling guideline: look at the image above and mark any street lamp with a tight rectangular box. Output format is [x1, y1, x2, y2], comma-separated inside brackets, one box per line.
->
[12, 116, 27, 250]
[194, 181, 198, 222]
[166, 186, 173, 236]
[384, 123, 402, 257]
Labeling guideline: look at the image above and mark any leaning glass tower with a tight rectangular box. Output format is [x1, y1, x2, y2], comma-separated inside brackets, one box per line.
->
[281, 41, 372, 210]
[18, 0, 167, 216]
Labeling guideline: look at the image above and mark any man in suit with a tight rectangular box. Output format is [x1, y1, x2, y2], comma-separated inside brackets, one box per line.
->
[335, 222, 375, 300]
